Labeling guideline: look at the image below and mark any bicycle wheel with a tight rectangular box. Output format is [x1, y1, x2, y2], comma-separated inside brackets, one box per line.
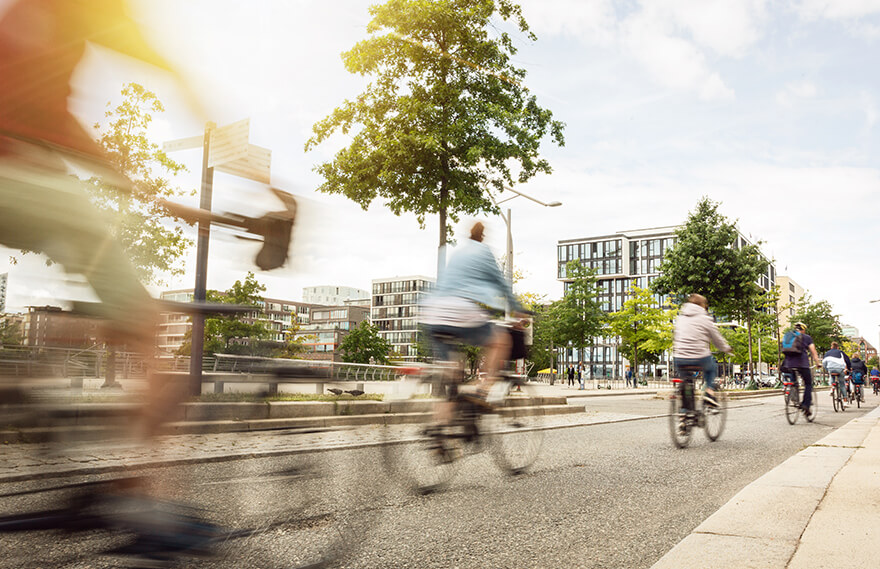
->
[668, 383, 692, 448]
[381, 376, 459, 495]
[832, 389, 839, 412]
[857, 386, 862, 408]
[785, 384, 799, 425]
[173, 445, 378, 569]
[487, 379, 544, 475]
[704, 385, 727, 442]
[805, 391, 817, 422]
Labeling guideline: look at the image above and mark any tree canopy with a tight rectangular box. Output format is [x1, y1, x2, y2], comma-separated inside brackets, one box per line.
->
[552, 261, 605, 367]
[305, 0, 564, 248]
[339, 321, 392, 364]
[608, 285, 676, 373]
[89, 83, 193, 284]
[789, 294, 844, 354]
[652, 198, 768, 319]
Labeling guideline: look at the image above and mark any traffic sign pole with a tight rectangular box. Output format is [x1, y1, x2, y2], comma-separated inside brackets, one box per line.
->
[188, 121, 216, 396]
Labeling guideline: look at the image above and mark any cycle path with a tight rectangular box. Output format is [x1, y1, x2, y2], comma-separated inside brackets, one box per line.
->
[651, 403, 880, 569]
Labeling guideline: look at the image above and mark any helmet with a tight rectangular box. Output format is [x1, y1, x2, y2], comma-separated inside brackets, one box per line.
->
[794, 322, 806, 331]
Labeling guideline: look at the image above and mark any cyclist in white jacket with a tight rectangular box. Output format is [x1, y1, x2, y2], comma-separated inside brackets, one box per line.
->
[673, 294, 732, 407]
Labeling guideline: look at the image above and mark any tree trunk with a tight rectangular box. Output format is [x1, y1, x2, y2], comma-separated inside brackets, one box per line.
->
[101, 344, 122, 389]
[746, 311, 757, 390]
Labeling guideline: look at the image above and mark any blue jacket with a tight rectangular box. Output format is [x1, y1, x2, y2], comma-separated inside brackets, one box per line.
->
[432, 239, 522, 312]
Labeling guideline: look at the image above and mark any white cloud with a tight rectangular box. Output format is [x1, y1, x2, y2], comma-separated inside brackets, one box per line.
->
[520, 0, 617, 46]
[795, 0, 880, 20]
[775, 79, 818, 106]
[652, 0, 769, 57]
[861, 91, 879, 127]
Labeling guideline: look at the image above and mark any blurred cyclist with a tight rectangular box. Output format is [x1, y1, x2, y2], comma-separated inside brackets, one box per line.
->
[672, 294, 732, 408]
[871, 367, 880, 393]
[822, 341, 851, 402]
[421, 221, 526, 408]
[850, 353, 868, 402]
[780, 322, 822, 413]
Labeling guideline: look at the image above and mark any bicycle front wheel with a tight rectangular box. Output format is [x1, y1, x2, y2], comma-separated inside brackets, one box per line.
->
[487, 380, 544, 475]
[704, 386, 727, 442]
[668, 384, 692, 448]
[785, 385, 799, 425]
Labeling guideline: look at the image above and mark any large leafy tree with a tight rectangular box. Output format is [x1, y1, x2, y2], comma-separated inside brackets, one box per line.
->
[652, 198, 769, 320]
[305, 0, 564, 253]
[89, 83, 193, 284]
[790, 294, 844, 355]
[339, 321, 393, 364]
[608, 286, 676, 379]
[553, 261, 605, 377]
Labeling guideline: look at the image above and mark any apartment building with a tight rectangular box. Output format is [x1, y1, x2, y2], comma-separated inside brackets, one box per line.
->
[557, 225, 776, 378]
[371, 276, 434, 361]
[302, 285, 369, 307]
[776, 276, 805, 332]
[294, 305, 370, 360]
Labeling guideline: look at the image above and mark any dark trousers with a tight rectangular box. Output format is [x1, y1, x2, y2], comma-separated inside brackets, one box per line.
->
[782, 366, 813, 408]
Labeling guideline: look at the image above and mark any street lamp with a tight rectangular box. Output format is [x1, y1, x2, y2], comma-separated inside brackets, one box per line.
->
[490, 186, 562, 285]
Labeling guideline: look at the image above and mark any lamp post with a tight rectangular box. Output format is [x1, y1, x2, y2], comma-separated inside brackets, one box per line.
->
[490, 186, 562, 285]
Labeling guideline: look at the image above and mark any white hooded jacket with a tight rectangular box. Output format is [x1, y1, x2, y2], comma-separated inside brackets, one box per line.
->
[673, 302, 731, 359]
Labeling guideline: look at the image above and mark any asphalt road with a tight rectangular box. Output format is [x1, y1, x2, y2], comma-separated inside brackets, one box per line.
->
[1, 391, 875, 568]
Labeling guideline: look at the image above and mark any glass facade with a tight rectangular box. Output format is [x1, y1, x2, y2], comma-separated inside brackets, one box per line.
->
[371, 277, 434, 360]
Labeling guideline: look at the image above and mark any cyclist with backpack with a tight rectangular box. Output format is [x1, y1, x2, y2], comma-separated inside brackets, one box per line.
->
[850, 354, 868, 402]
[822, 342, 851, 402]
[871, 367, 880, 394]
[781, 322, 821, 413]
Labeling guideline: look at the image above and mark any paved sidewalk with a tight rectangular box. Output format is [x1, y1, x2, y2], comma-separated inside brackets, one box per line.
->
[652, 405, 880, 569]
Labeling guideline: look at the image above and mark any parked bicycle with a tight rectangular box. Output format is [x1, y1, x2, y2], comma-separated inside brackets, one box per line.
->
[830, 372, 847, 412]
[384, 327, 544, 495]
[783, 372, 817, 424]
[668, 364, 728, 449]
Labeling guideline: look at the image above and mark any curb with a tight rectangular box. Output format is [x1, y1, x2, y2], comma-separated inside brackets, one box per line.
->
[650, 405, 880, 569]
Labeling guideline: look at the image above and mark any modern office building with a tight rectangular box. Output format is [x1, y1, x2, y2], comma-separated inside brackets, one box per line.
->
[302, 285, 370, 307]
[841, 324, 859, 339]
[157, 289, 319, 355]
[294, 305, 370, 360]
[23, 305, 100, 348]
[557, 225, 776, 378]
[776, 276, 806, 332]
[0, 273, 7, 313]
[371, 275, 434, 361]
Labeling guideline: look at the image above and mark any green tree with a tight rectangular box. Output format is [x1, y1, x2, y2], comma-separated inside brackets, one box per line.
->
[867, 355, 878, 369]
[553, 261, 605, 378]
[0, 318, 23, 348]
[338, 321, 393, 364]
[789, 294, 844, 355]
[305, 0, 564, 255]
[177, 273, 271, 356]
[88, 83, 193, 284]
[608, 285, 676, 379]
[652, 198, 769, 319]
[527, 302, 559, 376]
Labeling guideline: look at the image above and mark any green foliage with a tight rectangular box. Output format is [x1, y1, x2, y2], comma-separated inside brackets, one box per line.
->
[527, 302, 558, 372]
[652, 198, 769, 320]
[177, 272, 272, 356]
[789, 294, 844, 354]
[305, 0, 564, 244]
[720, 326, 776, 366]
[338, 321, 392, 364]
[87, 83, 193, 285]
[553, 261, 605, 356]
[608, 285, 676, 372]
[867, 356, 878, 369]
[0, 318, 23, 347]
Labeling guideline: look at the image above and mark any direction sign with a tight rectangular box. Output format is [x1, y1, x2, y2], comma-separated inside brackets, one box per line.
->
[216, 144, 271, 184]
[208, 118, 250, 167]
[163, 134, 203, 153]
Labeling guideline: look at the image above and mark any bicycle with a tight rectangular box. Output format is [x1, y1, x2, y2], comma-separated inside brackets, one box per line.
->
[873, 379, 880, 396]
[383, 327, 543, 495]
[830, 372, 846, 412]
[668, 364, 728, 449]
[853, 381, 864, 407]
[783, 371, 817, 424]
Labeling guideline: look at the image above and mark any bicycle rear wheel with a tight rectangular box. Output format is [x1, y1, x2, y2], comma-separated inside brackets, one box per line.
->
[381, 375, 459, 495]
[857, 386, 862, 408]
[832, 389, 840, 412]
[487, 379, 544, 476]
[785, 384, 799, 425]
[668, 383, 692, 448]
[703, 386, 727, 442]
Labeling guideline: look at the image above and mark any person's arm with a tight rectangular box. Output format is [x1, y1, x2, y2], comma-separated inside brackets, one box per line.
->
[843, 352, 852, 369]
[808, 343, 821, 366]
[705, 318, 732, 353]
[481, 246, 523, 313]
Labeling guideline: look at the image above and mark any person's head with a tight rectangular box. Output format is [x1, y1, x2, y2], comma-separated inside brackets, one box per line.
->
[469, 222, 485, 242]
[687, 293, 708, 310]
[831, 341, 839, 349]
[794, 322, 806, 332]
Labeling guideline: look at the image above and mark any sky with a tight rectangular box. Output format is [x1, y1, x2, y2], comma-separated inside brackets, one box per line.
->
[1, 0, 880, 344]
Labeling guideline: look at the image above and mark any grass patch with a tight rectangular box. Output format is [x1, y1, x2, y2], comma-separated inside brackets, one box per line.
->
[194, 392, 384, 402]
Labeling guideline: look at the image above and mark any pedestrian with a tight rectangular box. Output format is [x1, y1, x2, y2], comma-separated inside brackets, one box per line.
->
[578, 362, 585, 390]
[567, 364, 574, 387]
[625, 367, 633, 388]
